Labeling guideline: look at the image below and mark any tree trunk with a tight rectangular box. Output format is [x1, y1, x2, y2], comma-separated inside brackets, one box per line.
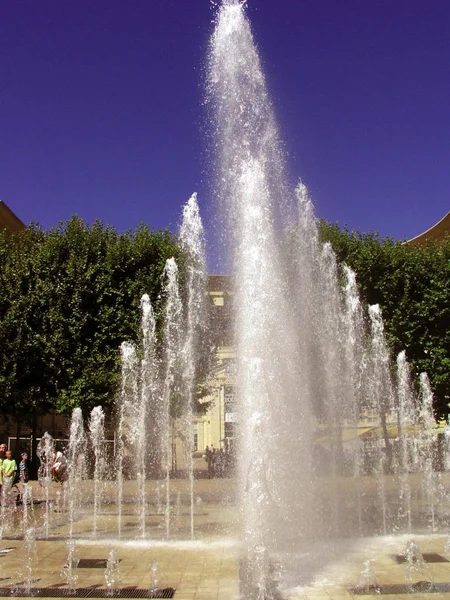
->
[14, 420, 22, 456]
[30, 409, 39, 479]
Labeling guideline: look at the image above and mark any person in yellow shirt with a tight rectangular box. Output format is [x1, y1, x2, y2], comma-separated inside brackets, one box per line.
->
[2, 449, 17, 500]
[0, 443, 6, 502]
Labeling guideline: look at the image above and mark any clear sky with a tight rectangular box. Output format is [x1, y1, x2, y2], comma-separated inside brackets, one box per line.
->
[1, 0, 449, 270]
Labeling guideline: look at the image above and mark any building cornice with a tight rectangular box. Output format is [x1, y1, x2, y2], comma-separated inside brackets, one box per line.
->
[404, 211, 450, 246]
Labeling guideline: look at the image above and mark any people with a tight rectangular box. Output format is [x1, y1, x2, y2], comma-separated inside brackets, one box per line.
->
[2, 449, 17, 502]
[0, 443, 6, 501]
[51, 449, 68, 483]
[204, 444, 216, 479]
[215, 448, 225, 477]
[19, 451, 29, 493]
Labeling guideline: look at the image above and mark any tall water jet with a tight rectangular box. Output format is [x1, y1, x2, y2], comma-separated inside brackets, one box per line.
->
[342, 265, 368, 534]
[179, 192, 208, 539]
[117, 341, 138, 538]
[116, 296, 158, 538]
[294, 183, 345, 535]
[419, 372, 439, 530]
[89, 405, 106, 537]
[66, 408, 87, 540]
[368, 304, 394, 533]
[209, 1, 313, 595]
[317, 242, 347, 532]
[293, 183, 320, 416]
[161, 258, 183, 539]
[36, 431, 55, 538]
[396, 350, 415, 532]
[419, 373, 436, 432]
[137, 294, 157, 537]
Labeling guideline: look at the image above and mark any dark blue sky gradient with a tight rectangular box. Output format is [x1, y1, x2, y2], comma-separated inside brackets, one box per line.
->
[1, 1, 449, 270]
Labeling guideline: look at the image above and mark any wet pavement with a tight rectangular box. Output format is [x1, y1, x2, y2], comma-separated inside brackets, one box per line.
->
[1, 479, 450, 599]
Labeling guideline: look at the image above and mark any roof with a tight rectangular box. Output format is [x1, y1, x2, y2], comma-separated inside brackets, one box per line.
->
[0, 200, 26, 234]
[404, 211, 450, 246]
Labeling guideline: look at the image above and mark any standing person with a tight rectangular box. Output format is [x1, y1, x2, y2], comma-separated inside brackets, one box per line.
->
[204, 445, 211, 477]
[0, 443, 6, 501]
[215, 448, 225, 478]
[207, 444, 216, 479]
[2, 449, 17, 501]
[19, 451, 29, 494]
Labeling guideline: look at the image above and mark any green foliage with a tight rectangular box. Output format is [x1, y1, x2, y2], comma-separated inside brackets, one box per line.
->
[319, 220, 450, 417]
[0, 218, 184, 423]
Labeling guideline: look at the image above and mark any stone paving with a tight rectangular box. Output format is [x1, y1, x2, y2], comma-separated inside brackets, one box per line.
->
[1, 479, 450, 599]
[282, 533, 450, 600]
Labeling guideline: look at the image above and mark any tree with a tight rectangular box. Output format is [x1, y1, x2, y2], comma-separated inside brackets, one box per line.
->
[0, 218, 185, 430]
[318, 220, 450, 417]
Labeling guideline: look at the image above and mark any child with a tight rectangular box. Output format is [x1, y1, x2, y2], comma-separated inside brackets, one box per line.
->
[19, 451, 30, 504]
[19, 451, 29, 484]
[2, 449, 17, 498]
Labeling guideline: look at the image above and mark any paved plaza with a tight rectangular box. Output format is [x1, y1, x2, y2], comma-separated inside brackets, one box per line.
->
[1, 479, 450, 599]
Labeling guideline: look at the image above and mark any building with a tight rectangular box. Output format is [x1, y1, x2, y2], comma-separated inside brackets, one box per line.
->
[404, 211, 450, 246]
[0, 200, 26, 234]
[195, 274, 236, 453]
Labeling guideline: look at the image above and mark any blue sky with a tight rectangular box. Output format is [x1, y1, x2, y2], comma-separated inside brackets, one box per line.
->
[1, 0, 449, 270]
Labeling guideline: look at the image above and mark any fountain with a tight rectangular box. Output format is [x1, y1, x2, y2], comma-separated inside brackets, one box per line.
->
[1, 2, 448, 600]
[179, 192, 208, 539]
[115, 294, 158, 539]
[21, 484, 33, 533]
[89, 406, 106, 537]
[137, 294, 157, 537]
[148, 560, 159, 597]
[60, 539, 80, 593]
[104, 549, 121, 596]
[207, 0, 447, 597]
[355, 559, 382, 595]
[16, 528, 38, 596]
[116, 341, 138, 538]
[403, 539, 434, 592]
[35, 431, 55, 539]
[160, 257, 183, 540]
[66, 408, 87, 540]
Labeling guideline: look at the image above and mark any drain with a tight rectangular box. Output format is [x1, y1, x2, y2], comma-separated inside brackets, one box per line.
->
[78, 559, 122, 569]
[349, 581, 450, 595]
[145, 589, 176, 599]
[0, 587, 175, 598]
[391, 552, 449, 563]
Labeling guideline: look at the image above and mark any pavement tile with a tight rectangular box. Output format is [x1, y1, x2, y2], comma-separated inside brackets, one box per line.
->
[3, 480, 450, 600]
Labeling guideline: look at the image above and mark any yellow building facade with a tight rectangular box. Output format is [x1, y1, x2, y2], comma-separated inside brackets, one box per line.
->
[195, 274, 236, 454]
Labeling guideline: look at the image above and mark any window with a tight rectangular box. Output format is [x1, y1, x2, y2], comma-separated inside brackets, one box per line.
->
[224, 422, 234, 438]
[193, 428, 198, 452]
[224, 386, 236, 412]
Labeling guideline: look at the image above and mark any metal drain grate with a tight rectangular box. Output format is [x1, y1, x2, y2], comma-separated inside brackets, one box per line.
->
[391, 552, 449, 564]
[78, 559, 122, 569]
[349, 581, 450, 595]
[148, 590, 175, 599]
[0, 587, 175, 598]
